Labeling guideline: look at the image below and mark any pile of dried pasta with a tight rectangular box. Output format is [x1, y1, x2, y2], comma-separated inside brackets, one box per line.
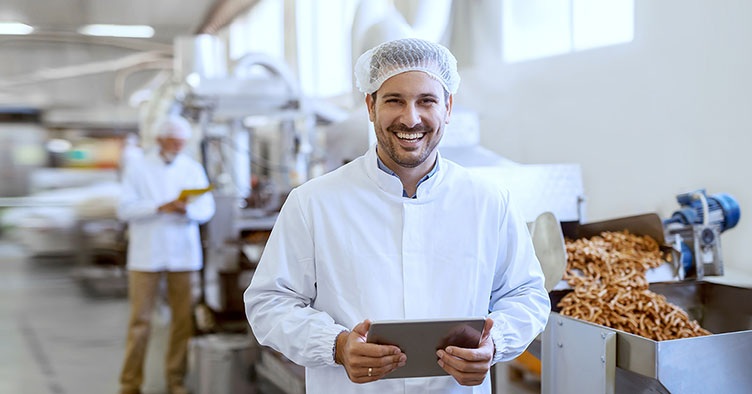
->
[558, 230, 711, 341]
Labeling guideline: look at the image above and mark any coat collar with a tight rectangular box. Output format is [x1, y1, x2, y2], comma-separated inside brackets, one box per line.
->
[363, 144, 446, 200]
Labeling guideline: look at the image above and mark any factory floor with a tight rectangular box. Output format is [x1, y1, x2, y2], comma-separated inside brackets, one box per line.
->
[0, 239, 164, 394]
[0, 238, 540, 394]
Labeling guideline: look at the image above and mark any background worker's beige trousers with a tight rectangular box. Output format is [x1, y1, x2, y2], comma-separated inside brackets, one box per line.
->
[119, 271, 195, 394]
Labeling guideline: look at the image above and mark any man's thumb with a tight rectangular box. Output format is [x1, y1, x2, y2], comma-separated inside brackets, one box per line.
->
[481, 318, 494, 342]
[352, 319, 371, 338]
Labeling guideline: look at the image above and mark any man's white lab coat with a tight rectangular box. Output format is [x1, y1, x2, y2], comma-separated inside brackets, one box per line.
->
[245, 146, 550, 394]
[118, 150, 215, 272]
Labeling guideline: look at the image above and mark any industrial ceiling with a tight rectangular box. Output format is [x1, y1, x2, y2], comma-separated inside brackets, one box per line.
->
[0, 0, 257, 127]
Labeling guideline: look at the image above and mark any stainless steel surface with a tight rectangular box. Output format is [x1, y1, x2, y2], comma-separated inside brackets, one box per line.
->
[666, 222, 725, 280]
[527, 212, 567, 292]
[692, 224, 724, 277]
[179, 52, 301, 120]
[542, 314, 616, 394]
[256, 349, 305, 394]
[188, 333, 258, 394]
[203, 194, 277, 312]
[545, 282, 752, 393]
[191, 47, 317, 315]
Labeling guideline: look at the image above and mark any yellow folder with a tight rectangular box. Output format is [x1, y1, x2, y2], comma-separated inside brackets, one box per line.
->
[178, 185, 214, 202]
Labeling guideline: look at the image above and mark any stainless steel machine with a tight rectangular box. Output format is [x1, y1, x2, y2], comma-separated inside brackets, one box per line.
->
[155, 35, 328, 318]
[158, 34, 324, 393]
[543, 281, 752, 393]
[540, 201, 750, 394]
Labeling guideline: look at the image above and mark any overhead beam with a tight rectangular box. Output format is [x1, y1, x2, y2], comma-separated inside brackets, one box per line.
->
[196, 0, 261, 34]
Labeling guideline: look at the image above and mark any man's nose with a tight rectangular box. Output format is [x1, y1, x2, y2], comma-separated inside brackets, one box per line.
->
[399, 103, 421, 128]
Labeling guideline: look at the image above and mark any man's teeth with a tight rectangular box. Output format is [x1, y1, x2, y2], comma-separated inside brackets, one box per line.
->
[396, 132, 424, 140]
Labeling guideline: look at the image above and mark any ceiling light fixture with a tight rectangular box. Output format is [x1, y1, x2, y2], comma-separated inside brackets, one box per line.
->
[0, 22, 34, 35]
[78, 24, 155, 38]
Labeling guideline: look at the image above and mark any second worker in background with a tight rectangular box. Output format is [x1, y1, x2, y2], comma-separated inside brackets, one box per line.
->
[117, 115, 215, 394]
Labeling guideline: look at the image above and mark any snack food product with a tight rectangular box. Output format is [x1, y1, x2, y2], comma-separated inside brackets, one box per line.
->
[558, 230, 711, 341]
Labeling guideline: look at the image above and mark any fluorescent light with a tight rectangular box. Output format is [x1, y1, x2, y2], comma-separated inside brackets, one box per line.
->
[46, 139, 73, 153]
[78, 24, 154, 38]
[0, 22, 34, 35]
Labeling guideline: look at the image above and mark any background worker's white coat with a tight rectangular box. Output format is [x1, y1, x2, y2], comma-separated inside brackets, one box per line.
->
[118, 150, 215, 272]
[245, 146, 550, 394]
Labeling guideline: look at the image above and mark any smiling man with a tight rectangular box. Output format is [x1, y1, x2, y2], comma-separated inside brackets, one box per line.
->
[367, 71, 448, 197]
[245, 38, 550, 394]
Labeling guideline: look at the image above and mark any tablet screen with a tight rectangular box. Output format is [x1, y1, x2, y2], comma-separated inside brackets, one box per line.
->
[366, 317, 485, 379]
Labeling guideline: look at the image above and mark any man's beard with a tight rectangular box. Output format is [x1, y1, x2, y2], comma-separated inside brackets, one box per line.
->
[381, 124, 436, 168]
[161, 151, 178, 163]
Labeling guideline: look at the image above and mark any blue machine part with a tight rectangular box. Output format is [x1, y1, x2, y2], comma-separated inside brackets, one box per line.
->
[665, 189, 741, 232]
[679, 240, 694, 274]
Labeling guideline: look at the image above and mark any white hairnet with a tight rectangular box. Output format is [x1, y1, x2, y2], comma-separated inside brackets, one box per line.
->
[156, 115, 192, 140]
[354, 38, 460, 95]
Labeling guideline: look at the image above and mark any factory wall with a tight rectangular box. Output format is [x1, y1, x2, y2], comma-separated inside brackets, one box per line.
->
[457, 0, 752, 273]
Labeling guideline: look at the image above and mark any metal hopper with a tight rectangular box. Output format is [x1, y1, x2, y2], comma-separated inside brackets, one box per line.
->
[543, 281, 752, 393]
[540, 214, 752, 393]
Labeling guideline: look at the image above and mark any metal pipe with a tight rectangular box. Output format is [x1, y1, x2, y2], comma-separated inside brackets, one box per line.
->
[0, 51, 171, 88]
[196, 0, 261, 34]
[113, 61, 173, 101]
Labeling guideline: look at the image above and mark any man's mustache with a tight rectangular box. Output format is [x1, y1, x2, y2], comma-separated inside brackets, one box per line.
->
[387, 124, 429, 133]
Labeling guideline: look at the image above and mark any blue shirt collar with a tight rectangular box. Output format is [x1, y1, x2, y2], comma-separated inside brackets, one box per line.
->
[376, 151, 439, 198]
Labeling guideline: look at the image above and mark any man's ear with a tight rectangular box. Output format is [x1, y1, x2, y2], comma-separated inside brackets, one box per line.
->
[365, 93, 376, 122]
[444, 94, 453, 124]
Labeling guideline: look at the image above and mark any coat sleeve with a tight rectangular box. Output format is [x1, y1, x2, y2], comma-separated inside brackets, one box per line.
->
[244, 190, 348, 367]
[117, 162, 160, 222]
[185, 163, 215, 224]
[487, 190, 551, 363]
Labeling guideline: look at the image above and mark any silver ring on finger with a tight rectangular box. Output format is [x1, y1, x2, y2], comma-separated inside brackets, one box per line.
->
[368, 367, 373, 377]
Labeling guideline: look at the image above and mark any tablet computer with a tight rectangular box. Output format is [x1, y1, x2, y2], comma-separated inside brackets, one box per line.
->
[366, 317, 486, 379]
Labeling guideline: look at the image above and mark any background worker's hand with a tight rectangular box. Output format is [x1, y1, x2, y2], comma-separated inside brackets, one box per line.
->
[335, 319, 406, 383]
[436, 317, 495, 386]
[158, 199, 187, 214]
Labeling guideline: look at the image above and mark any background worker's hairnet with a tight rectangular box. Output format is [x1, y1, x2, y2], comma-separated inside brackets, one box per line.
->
[156, 115, 192, 140]
[354, 37, 460, 95]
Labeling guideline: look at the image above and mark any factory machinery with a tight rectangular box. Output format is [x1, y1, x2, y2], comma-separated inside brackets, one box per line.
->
[540, 189, 750, 393]
[663, 190, 740, 279]
[159, 34, 347, 394]
[157, 34, 330, 323]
